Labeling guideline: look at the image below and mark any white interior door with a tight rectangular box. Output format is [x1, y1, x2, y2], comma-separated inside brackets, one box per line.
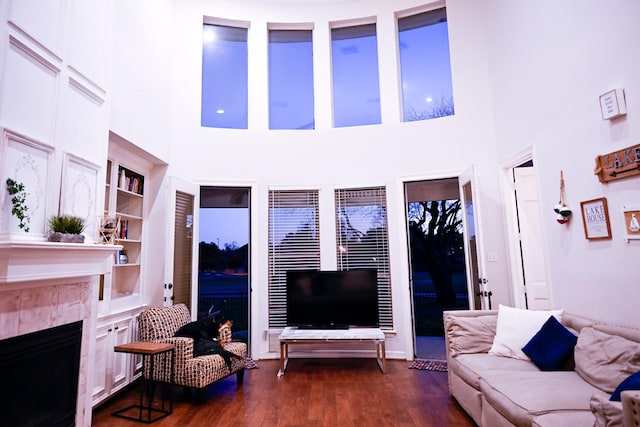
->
[459, 166, 489, 310]
[513, 166, 549, 309]
[163, 178, 199, 312]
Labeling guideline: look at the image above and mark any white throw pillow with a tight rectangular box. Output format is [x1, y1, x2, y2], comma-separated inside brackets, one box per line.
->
[488, 304, 564, 360]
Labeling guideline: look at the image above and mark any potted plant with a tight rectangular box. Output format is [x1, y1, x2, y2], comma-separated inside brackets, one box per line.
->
[47, 214, 86, 243]
[6, 178, 30, 232]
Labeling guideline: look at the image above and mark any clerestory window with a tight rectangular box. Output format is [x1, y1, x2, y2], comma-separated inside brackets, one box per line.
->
[201, 22, 248, 129]
[268, 28, 315, 130]
[398, 8, 454, 122]
[331, 23, 382, 128]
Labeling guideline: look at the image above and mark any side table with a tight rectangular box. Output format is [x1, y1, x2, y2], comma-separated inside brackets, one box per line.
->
[111, 341, 175, 423]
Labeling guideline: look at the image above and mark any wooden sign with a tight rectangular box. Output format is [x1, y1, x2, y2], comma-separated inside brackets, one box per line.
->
[594, 143, 640, 183]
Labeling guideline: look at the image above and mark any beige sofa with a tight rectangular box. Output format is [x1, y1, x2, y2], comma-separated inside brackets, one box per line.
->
[443, 309, 640, 427]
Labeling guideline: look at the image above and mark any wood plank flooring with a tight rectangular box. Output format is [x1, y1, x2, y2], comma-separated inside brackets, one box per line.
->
[92, 359, 475, 427]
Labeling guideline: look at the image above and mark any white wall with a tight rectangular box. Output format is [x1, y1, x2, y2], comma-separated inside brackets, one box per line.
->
[476, 0, 640, 326]
[0, 0, 112, 239]
[167, 0, 511, 360]
[110, 0, 172, 161]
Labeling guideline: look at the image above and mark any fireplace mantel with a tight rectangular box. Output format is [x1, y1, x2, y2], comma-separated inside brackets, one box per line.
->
[0, 241, 120, 287]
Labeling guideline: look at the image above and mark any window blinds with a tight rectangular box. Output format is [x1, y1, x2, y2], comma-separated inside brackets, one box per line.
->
[172, 191, 193, 309]
[335, 186, 393, 330]
[268, 190, 321, 328]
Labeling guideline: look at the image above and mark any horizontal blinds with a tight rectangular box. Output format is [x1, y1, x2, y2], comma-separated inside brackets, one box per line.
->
[268, 190, 320, 328]
[335, 186, 393, 330]
[173, 191, 193, 309]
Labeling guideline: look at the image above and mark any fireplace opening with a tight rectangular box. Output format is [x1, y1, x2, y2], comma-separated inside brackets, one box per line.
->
[0, 321, 83, 427]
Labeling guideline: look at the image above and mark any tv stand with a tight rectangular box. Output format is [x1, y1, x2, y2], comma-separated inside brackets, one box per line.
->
[277, 327, 385, 377]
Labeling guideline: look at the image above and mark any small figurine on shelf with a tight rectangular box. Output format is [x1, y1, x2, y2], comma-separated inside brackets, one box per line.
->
[553, 170, 572, 224]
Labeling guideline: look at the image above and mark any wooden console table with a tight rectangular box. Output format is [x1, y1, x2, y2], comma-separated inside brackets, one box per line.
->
[277, 327, 386, 377]
[111, 341, 175, 423]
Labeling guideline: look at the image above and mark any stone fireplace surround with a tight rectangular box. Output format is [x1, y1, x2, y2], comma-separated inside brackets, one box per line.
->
[0, 241, 118, 427]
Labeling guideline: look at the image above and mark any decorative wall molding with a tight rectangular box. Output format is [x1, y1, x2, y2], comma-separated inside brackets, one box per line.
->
[61, 152, 100, 242]
[1, 128, 55, 239]
[7, 20, 63, 73]
[68, 65, 107, 105]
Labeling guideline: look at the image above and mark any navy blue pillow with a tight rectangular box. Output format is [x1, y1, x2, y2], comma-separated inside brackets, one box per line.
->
[610, 371, 640, 401]
[522, 315, 577, 371]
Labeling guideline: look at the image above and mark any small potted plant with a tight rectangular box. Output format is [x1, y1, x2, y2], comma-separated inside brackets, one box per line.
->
[47, 214, 86, 243]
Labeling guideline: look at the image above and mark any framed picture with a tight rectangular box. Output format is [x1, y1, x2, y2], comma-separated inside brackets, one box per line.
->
[580, 197, 612, 240]
[2, 128, 55, 238]
[61, 152, 99, 242]
[622, 205, 640, 242]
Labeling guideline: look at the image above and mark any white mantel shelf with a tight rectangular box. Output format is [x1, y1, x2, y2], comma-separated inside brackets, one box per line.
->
[0, 241, 120, 286]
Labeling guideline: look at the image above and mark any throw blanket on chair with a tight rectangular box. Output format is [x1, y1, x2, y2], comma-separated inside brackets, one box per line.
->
[174, 317, 240, 371]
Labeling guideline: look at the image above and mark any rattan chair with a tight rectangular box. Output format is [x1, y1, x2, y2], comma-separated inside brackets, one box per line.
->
[622, 390, 640, 427]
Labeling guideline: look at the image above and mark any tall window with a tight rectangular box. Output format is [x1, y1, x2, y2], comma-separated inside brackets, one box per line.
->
[201, 23, 248, 129]
[269, 29, 315, 130]
[398, 8, 454, 122]
[331, 23, 381, 127]
[335, 187, 392, 329]
[268, 190, 320, 334]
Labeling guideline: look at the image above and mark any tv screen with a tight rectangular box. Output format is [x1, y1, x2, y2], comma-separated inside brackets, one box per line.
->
[286, 269, 379, 329]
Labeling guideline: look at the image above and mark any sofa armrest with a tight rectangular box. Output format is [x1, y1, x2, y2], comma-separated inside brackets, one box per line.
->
[443, 310, 498, 359]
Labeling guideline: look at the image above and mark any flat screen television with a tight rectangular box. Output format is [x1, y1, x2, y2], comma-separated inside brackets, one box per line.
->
[286, 269, 379, 329]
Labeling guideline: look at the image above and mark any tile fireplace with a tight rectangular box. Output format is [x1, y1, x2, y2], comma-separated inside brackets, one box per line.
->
[0, 241, 118, 427]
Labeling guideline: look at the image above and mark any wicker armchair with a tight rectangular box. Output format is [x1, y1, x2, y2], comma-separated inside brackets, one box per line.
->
[622, 390, 640, 427]
[138, 304, 246, 401]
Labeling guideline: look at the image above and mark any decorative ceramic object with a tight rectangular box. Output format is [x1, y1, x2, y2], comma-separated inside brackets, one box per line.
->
[554, 171, 572, 224]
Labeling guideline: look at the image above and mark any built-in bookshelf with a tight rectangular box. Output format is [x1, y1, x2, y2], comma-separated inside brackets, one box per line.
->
[101, 160, 145, 306]
[94, 138, 153, 408]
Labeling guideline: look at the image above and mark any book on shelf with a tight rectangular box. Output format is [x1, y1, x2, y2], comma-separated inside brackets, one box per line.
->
[118, 220, 129, 239]
[127, 176, 143, 195]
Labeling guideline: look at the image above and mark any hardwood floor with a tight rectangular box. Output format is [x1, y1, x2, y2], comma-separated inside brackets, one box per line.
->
[92, 359, 475, 426]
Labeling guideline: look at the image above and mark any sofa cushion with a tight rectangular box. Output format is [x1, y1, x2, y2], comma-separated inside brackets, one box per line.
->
[532, 411, 595, 427]
[590, 391, 623, 427]
[479, 370, 601, 426]
[522, 315, 577, 371]
[451, 353, 539, 390]
[610, 371, 640, 401]
[447, 314, 497, 357]
[575, 327, 640, 393]
[489, 304, 564, 360]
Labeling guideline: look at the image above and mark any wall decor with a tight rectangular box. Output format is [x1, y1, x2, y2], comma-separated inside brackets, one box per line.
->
[61, 153, 99, 242]
[553, 170, 572, 224]
[594, 143, 640, 183]
[599, 88, 626, 120]
[97, 214, 119, 244]
[580, 197, 612, 240]
[1, 129, 54, 238]
[621, 205, 640, 242]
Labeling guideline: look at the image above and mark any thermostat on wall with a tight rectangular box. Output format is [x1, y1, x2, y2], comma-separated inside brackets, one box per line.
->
[599, 88, 626, 120]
